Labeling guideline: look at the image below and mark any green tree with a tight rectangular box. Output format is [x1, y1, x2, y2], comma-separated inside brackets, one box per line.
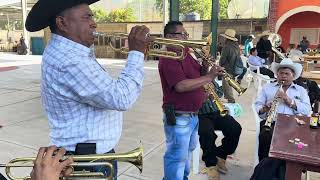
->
[155, 0, 230, 19]
[91, 7, 136, 22]
[107, 8, 136, 22]
[91, 6, 109, 22]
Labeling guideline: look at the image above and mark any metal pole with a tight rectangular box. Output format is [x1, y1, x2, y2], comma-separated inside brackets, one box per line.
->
[163, 0, 168, 36]
[210, 0, 219, 58]
[21, 0, 29, 54]
[169, 0, 179, 21]
[250, 0, 254, 34]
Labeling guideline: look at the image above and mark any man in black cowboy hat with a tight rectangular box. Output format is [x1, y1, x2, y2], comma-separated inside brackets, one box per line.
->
[26, 0, 152, 178]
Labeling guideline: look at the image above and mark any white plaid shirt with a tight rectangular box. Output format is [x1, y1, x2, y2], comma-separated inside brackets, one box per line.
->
[41, 34, 144, 153]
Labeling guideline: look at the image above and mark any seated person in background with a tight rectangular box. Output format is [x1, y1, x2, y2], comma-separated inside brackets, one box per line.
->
[286, 44, 295, 54]
[198, 80, 242, 180]
[255, 58, 311, 161]
[288, 44, 303, 62]
[248, 48, 274, 78]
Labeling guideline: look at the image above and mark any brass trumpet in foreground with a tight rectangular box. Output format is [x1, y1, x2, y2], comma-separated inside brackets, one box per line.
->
[93, 32, 208, 60]
[0, 146, 143, 180]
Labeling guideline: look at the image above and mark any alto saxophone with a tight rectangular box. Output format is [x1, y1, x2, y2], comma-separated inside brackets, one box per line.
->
[203, 82, 228, 117]
[263, 81, 284, 130]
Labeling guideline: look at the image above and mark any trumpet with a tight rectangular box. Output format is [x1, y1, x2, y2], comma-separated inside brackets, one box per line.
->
[92, 32, 208, 60]
[0, 146, 143, 180]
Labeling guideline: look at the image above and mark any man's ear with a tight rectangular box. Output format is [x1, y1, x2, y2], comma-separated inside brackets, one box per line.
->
[56, 16, 67, 32]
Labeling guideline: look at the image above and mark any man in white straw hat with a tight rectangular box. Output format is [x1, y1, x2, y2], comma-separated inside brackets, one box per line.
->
[219, 29, 246, 103]
[254, 58, 311, 161]
[256, 30, 272, 64]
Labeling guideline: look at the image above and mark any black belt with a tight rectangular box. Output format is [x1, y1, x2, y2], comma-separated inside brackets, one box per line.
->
[175, 112, 198, 117]
[66, 149, 115, 155]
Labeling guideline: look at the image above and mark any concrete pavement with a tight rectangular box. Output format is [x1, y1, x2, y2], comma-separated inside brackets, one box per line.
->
[0, 53, 318, 180]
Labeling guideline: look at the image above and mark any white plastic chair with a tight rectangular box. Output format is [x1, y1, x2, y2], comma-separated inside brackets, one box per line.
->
[247, 63, 275, 93]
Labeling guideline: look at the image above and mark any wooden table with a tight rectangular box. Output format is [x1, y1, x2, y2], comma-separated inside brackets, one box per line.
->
[269, 114, 320, 180]
[302, 71, 320, 84]
[302, 55, 320, 71]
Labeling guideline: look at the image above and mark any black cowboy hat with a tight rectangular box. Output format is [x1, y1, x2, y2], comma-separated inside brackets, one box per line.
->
[26, 0, 99, 32]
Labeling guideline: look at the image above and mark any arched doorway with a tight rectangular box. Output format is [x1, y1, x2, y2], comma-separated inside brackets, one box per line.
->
[275, 6, 320, 49]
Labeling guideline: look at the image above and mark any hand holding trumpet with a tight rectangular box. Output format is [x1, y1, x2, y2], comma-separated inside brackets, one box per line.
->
[128, 25, 154, 54]
[30, 146, 73, 180]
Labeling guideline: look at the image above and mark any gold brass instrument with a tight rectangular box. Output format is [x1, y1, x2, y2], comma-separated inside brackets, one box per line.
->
[268, 33, 286, 60]
[191, 47, 247, 96]
[0, 146, 143, 180]
[263, 81, 284, 129]
[188, 47, 228, 116]
[203, 82, 228, 117]
[93, 32, 208, 60]
[222, 71, 247, 96]
[306, 48, 318, 56]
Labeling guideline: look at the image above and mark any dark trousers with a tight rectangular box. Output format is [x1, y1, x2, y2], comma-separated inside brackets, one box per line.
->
[198, 112, 242, 167]
[66, 149, 118, 179]
[254, 67, 275, 78]
[258, 120, 275, 161]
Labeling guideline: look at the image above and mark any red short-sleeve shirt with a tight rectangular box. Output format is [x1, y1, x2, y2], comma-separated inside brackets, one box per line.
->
[158, 50, 206, 112]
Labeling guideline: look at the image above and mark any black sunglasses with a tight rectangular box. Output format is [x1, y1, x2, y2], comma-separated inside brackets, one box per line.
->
[168, 32, 189, 37]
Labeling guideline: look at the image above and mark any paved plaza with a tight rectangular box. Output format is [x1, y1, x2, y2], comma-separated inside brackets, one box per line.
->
[0, 53, 318, 180]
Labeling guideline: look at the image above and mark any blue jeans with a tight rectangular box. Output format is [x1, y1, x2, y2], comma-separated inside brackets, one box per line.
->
[163, 113, 199, 180]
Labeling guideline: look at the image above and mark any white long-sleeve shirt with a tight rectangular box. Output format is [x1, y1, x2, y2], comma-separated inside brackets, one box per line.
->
[41, 34, 145, 153]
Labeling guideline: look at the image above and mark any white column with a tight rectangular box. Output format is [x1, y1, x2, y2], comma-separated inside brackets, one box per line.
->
[21, 0, 29, 54]
[162, 0, 168, 36]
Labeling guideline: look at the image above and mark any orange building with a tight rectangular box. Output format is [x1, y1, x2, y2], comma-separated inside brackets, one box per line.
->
[268, 0, 320, 49]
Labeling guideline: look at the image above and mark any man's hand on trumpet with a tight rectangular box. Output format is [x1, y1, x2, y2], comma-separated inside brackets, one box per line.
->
[128, 25, 155, 55]
[30, 146, 73, 180]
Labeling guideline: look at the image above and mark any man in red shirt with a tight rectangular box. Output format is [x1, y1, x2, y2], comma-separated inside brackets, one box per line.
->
[158, 21, 224, 180]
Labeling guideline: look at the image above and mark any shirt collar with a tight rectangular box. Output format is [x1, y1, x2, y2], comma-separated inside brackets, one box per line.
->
[50, 34, 93, 57]
[272, 81, 297, 89]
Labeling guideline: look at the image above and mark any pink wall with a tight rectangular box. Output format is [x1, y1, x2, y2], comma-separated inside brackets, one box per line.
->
[278, 11, 320, 50]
